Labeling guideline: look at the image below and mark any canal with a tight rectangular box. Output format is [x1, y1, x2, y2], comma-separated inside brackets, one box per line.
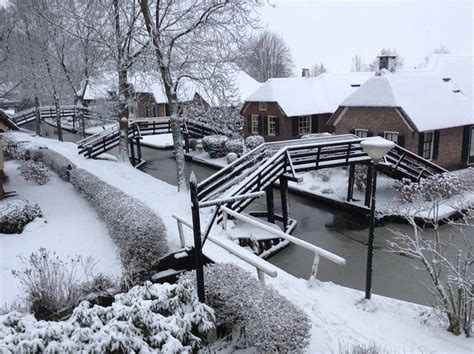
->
[31, 122, 472, 305]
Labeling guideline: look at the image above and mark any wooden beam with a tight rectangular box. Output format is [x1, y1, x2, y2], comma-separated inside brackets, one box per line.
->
[279, 176, 289, 230]
[266, 186, 275, 223]
[347, 164, 355, 202]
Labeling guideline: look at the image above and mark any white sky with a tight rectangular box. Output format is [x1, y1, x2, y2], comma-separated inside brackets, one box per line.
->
[259, 0, 473, 73]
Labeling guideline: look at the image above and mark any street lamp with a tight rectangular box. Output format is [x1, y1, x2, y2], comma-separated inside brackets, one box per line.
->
[360, 137, 395, 300]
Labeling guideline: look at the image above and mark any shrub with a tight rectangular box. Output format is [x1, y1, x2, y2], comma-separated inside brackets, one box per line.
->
[202, 135, 228, 158]
[224, 139, 243, 156]
[0, 199, 41, 233]
[29, 147, 76, 181]
[17, 160, 51, 185]
[354, 164, 367, 191]
[245, 135, 264, 151]
[339, 342, 388, 354]
[188, 138, 198, 151]
[179, 263, 311, 352]
[69, 168, 168, 281]
[11, 248, 103, 320]
[0, 281, 215, 353]
[226, 152, 238, 164]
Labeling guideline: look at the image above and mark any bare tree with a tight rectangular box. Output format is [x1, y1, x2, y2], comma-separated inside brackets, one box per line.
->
[309, 61, 327, 77]
[420, 45, 451, 68]
[138, 0, 261, 190]
[351, 53, 368, 72]
[239, 30, 293, 82]
[385, 173, 473, 337]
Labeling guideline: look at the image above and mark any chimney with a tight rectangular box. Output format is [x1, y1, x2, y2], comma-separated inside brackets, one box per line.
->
[378, 55, 398, 72]
[302, 68, 310, 78]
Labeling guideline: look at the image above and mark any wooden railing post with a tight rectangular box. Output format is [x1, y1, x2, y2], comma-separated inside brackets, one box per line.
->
[279, 176, 289, 231]
[176, 220, 186, 248]
[222, 209, 228, 231]
[266, 186, 275, 223]
[365, 163, 374, 208]
[310, 253, 320, 281]
[347, 164, 355, 202]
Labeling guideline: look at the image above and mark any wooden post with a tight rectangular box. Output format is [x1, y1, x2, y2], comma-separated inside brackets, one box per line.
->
[266, 186, 275, 223]
[184, 132, 189, 153]
[364, 163, 374, 208]
[222, 209, 228, 231]
[177, 220, 186, 248]
[365, 162, 378, 300]
[310, 253, 320, 281]
[135, 137, 142, 164]
[347, 164, 355, 202]
[129, 139, 135, 166]
[279, 176, 289, 231]
[190, 172, 205, 303]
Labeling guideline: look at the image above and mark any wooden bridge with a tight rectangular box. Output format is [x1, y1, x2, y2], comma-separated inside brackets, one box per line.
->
[11, 105, 95, 129]
[196, 134, 447, 227]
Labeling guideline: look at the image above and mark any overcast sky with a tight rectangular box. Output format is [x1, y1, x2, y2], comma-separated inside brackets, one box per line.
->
[1, 0, 471, 74]
[259, 0, 473, 73]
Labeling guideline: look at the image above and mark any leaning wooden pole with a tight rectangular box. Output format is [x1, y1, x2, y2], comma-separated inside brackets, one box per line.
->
[279, 176, 289, 231]
[190, 172, 205, 303]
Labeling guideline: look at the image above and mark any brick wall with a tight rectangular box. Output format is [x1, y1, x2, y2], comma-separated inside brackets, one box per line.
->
[242, 102, 334, 142]
[333, 106, 468, 170]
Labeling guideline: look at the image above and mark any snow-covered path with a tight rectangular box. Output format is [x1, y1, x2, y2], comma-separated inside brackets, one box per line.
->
[0, 160, 122, 307]
[2, 132, 472, 352]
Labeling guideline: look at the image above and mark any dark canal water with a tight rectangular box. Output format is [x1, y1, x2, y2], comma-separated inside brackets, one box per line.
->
[31, 122, 473, 305]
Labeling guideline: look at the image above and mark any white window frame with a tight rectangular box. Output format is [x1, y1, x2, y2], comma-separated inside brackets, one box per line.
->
[267, 116, 276, 136]
[250, 114, 259, 134]
[259, 102, 267, 111]
[355, 129, 368, 138]
[468, 126, 474, 165]
[384, 131, 399, 144]
[299, 116, 311, 135]
[422, 131, 434, 160]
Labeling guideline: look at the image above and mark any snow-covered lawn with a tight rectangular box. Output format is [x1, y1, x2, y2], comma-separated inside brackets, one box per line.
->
[84, 123, 116, 135]
[141, 134, 174, 149]
[2, 131, 472, 352]
[0, 160, 122, 307]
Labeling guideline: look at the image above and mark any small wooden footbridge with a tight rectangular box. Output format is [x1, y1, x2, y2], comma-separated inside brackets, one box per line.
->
[11, 105, 95, 129]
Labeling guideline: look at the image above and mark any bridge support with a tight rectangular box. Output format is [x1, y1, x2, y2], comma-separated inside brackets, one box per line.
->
[279, 176, 289, 231]
[347, 164, 355, 202]
[265, 186, 275, 223]
[365, 163, 374, 208]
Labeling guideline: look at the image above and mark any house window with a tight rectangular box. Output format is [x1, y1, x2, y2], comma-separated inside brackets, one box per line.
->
[469, 127, 474, 163]
[250, 115, 259, 134]
[268, 116, 276, 136]
[259, 102, 267, 111]
[299, 116, 311, 135]
[422, 131, 434, 159]
[384, 131, 399, 144]
[355, 129, 368, 138]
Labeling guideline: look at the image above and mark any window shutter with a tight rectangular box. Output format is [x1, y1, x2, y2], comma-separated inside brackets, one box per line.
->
[461, 125, 471, 162]
[311, 116, 318, 133]
[275, 118, 280, 136]
[349, 129, 355, 135]
[247, 116, 252, 134]
[398, 135, 405, 148]
[258, 116, 263, 135]
[432, 130, 440, 160]
[418, 132, 425, 156]
[367, 131, 374, 137]
[263, 116, 268, 136]
[292, 118, 299, 136]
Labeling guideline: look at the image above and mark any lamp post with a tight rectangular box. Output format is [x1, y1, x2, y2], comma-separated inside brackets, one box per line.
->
[360, 137, 395, 300]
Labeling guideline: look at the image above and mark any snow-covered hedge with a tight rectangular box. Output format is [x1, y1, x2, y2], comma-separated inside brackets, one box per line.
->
[29, 147, 76, 181]
[245, 135, 265, 151]
[224, 139, 244, 156]
[179, 263, 311, 352]
[0, 281, 215, 353]
[18, 160, 51, 185]
[69, 168, 168, 281]
[202, 135, 229, 158]
[0, 199, 42, 234]
[226, 153, 238, 164]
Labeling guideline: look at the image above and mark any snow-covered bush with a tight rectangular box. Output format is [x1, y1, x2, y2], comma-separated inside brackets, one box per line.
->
[393, 173, 466, 204]
[354, 164, 367, 191]
[202, 135, 228, 158]
[18, 160, 51, 185]
[69, 168, 168, 281]
[0, 198, 41, 233]
[224, 139, 244, 156]
[245, 135, 264, 151]
[11, 248, 104, 320]
[0, 281, 215, 353]
[226, 153, 238, 164]
[188, 138, 198, 151]
[179, 263, 311, 352]
[29, 147, 76, 181]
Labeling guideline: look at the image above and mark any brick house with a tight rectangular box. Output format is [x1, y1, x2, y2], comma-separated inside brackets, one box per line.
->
[241, 71, 372, 142]
[329, 55, 473, 170]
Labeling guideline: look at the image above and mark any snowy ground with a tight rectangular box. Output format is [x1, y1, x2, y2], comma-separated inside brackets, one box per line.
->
[44, 118, 116, 135]
[2, 131, 472, 352]
[84, 123, 116, 135]
[141, 134, 174, 149]
[0, 160, 122, 308]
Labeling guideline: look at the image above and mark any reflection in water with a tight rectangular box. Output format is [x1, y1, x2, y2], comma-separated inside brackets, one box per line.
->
[29, 122, 472, 305]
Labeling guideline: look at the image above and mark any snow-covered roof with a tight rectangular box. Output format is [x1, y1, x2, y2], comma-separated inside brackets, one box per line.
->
[83, 68, 260, 107]
[245, 72, 373, 117]
[340, 55, 474, 132]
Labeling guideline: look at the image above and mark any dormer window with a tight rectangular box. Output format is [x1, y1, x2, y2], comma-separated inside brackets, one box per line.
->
[259, 102, 267, 111]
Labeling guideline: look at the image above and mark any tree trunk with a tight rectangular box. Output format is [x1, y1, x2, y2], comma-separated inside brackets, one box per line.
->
[117, 68, 129, 163]
[169, 97, 187, 191]
[34, 95, 41, 136]
[54, 98, 63, 142]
